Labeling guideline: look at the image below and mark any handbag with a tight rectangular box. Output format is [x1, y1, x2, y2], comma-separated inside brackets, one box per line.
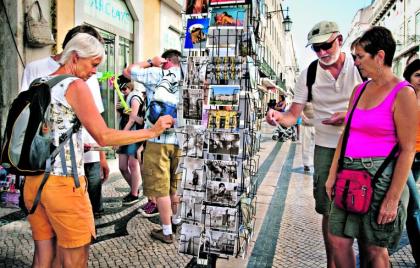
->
[25, 1, 56, 47]
[334, 82, 398, 214]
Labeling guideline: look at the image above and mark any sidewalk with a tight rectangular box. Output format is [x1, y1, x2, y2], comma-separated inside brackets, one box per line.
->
[0, 123, 418, 267]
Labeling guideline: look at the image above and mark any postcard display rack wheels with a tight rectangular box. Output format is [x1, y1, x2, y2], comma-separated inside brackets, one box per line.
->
[177, 0, 261, 266]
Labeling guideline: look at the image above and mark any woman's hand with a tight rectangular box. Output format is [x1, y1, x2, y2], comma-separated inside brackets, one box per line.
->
[150, 115, 174, 137]
[325, 173, 336, 201]
[377, 197, 399, 225]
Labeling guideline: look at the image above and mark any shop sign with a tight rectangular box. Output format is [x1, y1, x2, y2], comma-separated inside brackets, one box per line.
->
[85, 0, 133, 32]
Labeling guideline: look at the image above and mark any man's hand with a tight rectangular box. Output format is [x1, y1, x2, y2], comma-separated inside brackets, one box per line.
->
[322, 112, 346, 126]
[99, 151, 110, 183]
[150, 115, 175, 137]
[151, 56, 167, 67]
[266, 109, 282, 126]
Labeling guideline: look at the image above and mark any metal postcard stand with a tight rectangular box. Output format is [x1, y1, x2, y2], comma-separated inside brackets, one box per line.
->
[177, 0, 263, 267]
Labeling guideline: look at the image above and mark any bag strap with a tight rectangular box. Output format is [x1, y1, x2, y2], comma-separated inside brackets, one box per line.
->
[306, 60, 318, 102]
[27, 120, 81, 214]
[338, 81, 369, 169]
[27, 1, 44, 19]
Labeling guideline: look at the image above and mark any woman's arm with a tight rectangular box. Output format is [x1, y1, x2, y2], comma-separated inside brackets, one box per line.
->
[378, 85, 417, 224]
[65, 79, 173, 146]
[325, 84, 359, 200]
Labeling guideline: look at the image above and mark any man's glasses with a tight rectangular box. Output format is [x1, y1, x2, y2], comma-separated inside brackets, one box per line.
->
[312, 37, 338, 52]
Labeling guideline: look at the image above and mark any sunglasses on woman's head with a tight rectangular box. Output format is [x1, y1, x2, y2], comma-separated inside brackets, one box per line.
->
[312, 37, 338, 52]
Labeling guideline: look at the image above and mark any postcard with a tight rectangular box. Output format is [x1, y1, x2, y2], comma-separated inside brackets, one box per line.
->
[181, 157, 205, 190]
[177, 125, 206, 158]
[209, 7, 246, 29]
[207, 110, 239, 130]
[204, 205, 237, 232]
[184, 57, 209, 85]
[208, 85, 240, 106]
[183, 86, 204, 120]
[185, 17, 210, 50]
[209, 0, 247, 5]
[205, 159, 238, 182]
[179, 223, 202, 255]
[202, 229, 236, 255]
[205, 180, 238, 206]
[185, 0, 209, 15]
[208, 131, 240, 156]
[181, 190, 205, 222]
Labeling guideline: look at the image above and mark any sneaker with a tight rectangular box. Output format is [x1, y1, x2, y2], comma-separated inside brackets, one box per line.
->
[137, 200, 152, 213]
[304, 166, 310, 172]
[151, 229, 173, 244]
[122, 194, 139, 205]
[141, 202, 159, 217]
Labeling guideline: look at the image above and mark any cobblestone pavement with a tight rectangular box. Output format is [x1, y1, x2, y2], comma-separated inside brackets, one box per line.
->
[0, 123, 418, 267]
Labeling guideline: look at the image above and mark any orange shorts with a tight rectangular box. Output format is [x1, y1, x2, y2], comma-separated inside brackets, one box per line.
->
[24, 174, 95, 248]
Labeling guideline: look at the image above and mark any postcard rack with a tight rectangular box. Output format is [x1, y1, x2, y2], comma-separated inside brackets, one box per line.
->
[177, 0, 263, 265]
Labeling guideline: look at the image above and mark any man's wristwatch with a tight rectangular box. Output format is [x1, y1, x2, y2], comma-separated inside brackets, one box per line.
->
[147, 59, 153, 67]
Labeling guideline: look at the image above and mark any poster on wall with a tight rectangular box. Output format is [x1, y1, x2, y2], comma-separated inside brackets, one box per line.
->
[185, 0, 209, 14]
[209, 7, 247, 28]
[209, 0, 247, 6]
[185, 17, 210, 50]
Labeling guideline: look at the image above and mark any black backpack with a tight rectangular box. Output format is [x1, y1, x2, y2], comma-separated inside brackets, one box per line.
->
[306, 59, 366, 102]
[1, 74, 81, 214]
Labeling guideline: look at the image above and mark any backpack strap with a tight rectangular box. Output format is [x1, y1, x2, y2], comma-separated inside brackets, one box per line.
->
[306, 60, 318, 102]
[27, 120, 81, 214]
[45, 74, 75, 88]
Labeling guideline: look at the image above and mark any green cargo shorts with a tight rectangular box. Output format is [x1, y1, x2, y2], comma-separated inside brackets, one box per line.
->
[328, 157, 409, 249]
[313, 145, 336, 215]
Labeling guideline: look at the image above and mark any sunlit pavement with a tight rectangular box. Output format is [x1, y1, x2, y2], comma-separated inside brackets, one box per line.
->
[0, 122, 417, 267]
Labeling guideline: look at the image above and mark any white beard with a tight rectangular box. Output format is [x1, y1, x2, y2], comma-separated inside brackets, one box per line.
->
[319, 50, 341, 66]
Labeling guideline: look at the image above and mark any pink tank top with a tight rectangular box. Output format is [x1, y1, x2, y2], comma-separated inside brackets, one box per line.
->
[345, 80, 410, 158]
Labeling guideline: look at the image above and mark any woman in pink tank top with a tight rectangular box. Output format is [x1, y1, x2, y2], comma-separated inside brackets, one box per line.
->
[325, 27, 417, 267]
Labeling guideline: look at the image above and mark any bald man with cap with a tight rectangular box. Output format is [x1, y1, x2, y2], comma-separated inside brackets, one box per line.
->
[266, 21, 362, 267]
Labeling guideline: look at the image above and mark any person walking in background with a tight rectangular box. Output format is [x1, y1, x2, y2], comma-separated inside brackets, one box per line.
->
[274, 95, 287, 112]
[124, 49, 183, 244]
[325, 26, 416, 268]
[116, 75, 146, 205]
[23, 33, 173, 268]
[21, 25, 110, 218]
[266, 21, 362, 267]
[403, 58, 420, 266]
[301, 102, 315, 172]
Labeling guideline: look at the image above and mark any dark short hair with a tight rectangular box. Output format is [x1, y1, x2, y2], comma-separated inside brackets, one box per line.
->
[403, 59, 420, 82]
[358, 26, 396, 67]
[162, 49, 181, 59]
[219, 183, 225, 188]
[117, 74, 131, 89]
[62, 25, 104, 49]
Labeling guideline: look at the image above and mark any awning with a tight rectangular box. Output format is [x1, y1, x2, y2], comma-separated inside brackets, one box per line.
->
[260, 77, 288, 94]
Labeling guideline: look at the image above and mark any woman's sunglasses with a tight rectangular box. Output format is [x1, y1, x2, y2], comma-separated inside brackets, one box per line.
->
[312, 37, 338, 52]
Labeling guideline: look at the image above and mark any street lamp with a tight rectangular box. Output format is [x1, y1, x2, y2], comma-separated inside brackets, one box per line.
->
[266, 6, 292, 33]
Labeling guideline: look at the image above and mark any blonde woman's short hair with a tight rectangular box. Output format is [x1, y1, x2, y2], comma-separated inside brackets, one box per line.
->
[59, 33, 105, 65]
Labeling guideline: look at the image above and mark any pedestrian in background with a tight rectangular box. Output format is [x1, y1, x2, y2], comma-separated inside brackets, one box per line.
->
[21, 25, 110, 218]
[301, 102, 315, 172]
[116, 75, 146, 205]
[124, 49, 183, 244]
[326, 26, 416, 268]
[266, 21, 362, 267]
[23, 33, 173, 267]
[403, 58, 420, 267]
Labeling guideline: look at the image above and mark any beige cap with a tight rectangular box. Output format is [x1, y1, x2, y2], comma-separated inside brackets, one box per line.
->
[307, 21, 339, 46]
